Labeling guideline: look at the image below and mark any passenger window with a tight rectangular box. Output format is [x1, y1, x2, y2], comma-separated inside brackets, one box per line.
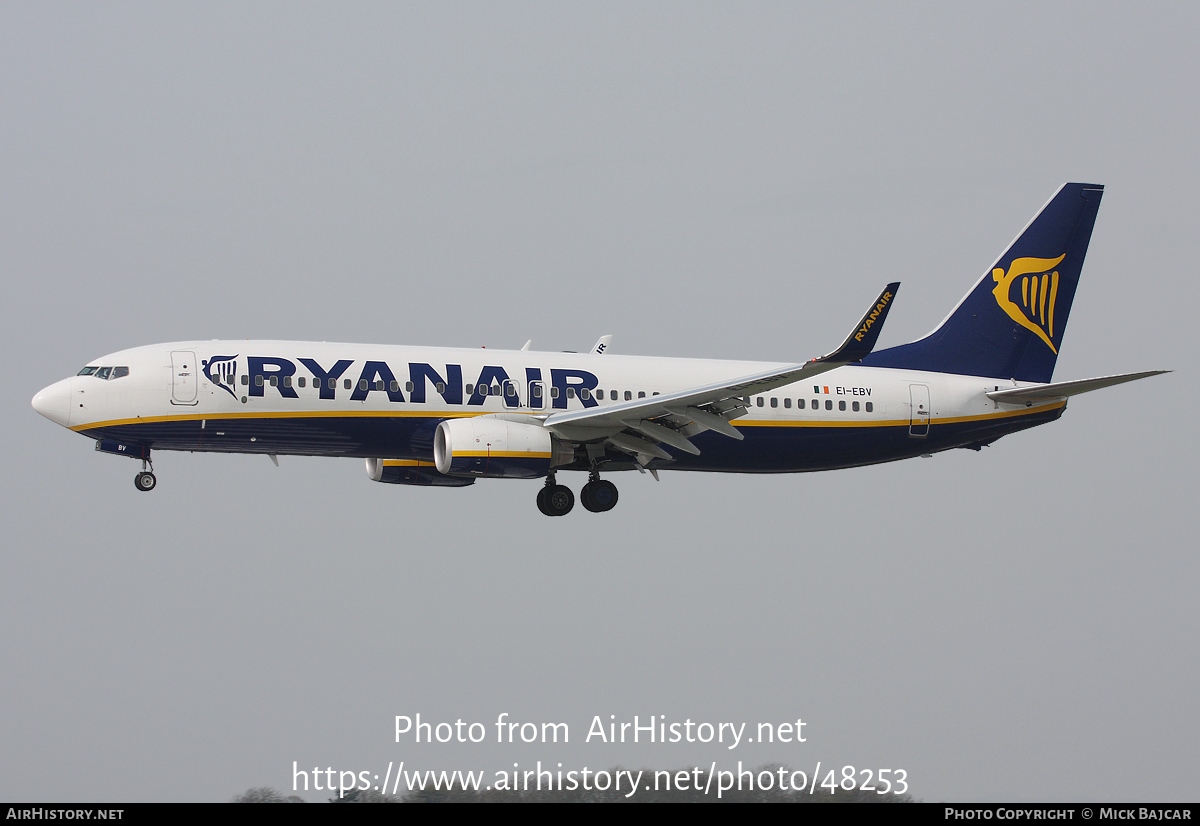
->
[359, 379, 368, 391]
[596, 389, 604, 400]
[756, 397, 764, 407]
[436, 382, 446, 393]
[839, 400, 846, 411]
[638, 391, 646, 399]
[865, 402, 874, 413]
[298, 377, 306, 388]
[270, 376, 278, 387]
[406, 381, 414, 393]
[770, 398, 778, 408]
[566, 388, 576, 399]
[532, 385, 542, 398]
[506, 384, 515, 397]
[329, 378, 336, 389]
[255, 375, 264, 387]
[479, 384, 489, 396]
[465, 383, 474, 395]
[390, 380, 399, 392]
[492, 384, 501, 396]
[624, 391, 632, 401]
[825, 400, 832, 410]
[580, 388, 590, 400]
[283, 376, 292, 388]
[852, 401, 859, 412]
[374, 380, 383, 391]
[344, 379, 352, 390]
[95, 367, 112, 380]
[784, 398, 791, 408]
[112, 366, 129, 379]
[798, 399, 805, 409]
[242, 375, 249, 386]
[550, 387, 560, 399]
[812, 398, 819, 409]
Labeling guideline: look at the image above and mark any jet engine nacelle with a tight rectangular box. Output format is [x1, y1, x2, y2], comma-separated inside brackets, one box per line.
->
[434, 417, 572, 479]
[364, 457, 475, 487]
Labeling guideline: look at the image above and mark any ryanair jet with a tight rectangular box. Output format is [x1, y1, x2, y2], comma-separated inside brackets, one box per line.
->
[32, 183, 1165, 516]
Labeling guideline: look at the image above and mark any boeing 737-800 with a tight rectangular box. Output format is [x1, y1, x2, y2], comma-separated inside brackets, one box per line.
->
[32, 183, 1165, 515]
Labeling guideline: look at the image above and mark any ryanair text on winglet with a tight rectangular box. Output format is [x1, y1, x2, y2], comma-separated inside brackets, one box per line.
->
[854, 291, 894, 342]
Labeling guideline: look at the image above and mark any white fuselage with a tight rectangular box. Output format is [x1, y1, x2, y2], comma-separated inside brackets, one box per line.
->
[33, 340, 1063, 475]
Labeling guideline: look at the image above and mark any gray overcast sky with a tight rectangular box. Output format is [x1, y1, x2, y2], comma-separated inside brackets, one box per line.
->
[2, 1, 1196, 803]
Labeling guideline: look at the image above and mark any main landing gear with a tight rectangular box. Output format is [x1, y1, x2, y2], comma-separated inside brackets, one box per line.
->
[134, 458, 156, 492]
[537, 473, 574, 517]
[536, 470, 619, 516]
[580, 469, 618, 513]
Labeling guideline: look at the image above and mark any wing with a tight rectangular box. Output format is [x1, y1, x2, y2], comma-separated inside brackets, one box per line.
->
[543, 283, 900, 462]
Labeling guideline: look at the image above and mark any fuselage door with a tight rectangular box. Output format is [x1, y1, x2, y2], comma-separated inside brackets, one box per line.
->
[909, 384, 930, 437]
[171, 350, 199, 405]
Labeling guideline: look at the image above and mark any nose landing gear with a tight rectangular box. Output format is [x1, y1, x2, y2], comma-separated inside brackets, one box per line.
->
[134, 458, 156, 492]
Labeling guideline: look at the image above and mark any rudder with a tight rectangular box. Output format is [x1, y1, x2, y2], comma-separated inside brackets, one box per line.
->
[862, 183, 1104, 383]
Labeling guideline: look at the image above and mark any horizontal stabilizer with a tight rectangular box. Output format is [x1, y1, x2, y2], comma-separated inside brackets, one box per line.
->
[986, 370, 1168, 404]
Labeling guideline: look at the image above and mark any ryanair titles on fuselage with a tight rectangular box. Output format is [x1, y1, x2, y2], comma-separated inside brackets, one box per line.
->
[202, 354, 603, 409]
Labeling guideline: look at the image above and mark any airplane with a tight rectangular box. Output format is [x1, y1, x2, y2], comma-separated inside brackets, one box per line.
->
[32, 183, 1166, 516]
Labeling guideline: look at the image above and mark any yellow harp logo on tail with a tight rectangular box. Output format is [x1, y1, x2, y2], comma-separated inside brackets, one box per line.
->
[991, 254, 1066, 353]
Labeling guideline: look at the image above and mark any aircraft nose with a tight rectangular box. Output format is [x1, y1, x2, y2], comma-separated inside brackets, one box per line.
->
[32, 378, 72, 427]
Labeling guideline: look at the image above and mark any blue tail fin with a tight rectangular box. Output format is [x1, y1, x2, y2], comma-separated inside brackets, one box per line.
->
[861, 183, 1103, 383]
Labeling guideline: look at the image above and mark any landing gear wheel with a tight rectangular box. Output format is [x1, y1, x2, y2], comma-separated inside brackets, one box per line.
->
[134, 471, 157, 492]
[539, 484, 574, 516]
[581, 479, 619, 512]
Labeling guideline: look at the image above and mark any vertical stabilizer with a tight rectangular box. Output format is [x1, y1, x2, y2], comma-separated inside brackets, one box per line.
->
[862, 183, 1103, 383]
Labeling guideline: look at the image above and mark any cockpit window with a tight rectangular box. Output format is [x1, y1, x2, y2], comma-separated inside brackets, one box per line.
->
[83, 366, 130, 380]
